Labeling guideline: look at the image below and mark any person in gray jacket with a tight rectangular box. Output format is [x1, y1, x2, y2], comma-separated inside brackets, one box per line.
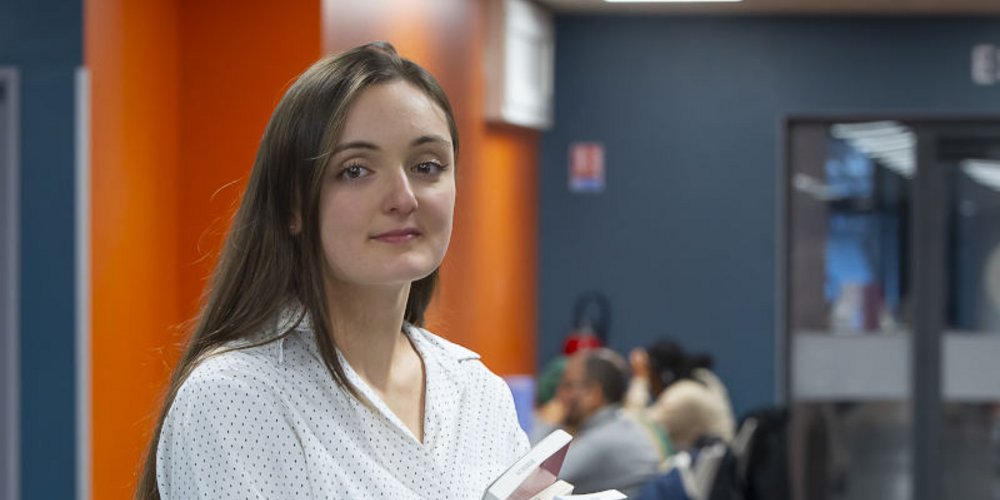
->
[534, 348, 662, 497]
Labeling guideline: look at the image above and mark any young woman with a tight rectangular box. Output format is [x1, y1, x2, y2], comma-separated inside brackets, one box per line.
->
[136, 42, 529, 499]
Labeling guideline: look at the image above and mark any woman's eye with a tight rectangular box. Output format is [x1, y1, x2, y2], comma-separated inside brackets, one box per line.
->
[414, 161, 445, 176]
[338, 164, 370, 180]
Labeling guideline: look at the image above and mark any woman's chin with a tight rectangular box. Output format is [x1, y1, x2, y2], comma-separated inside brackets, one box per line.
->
[369, 263, 440, 287]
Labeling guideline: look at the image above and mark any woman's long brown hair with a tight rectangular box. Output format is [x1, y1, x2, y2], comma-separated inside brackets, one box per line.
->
[135, 41, 459, 499]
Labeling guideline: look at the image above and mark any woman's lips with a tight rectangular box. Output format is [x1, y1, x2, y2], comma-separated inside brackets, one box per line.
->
[371, 228, 421, 243]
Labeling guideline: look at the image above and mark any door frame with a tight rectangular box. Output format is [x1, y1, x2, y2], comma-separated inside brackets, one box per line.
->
[0, 65, 21, 500]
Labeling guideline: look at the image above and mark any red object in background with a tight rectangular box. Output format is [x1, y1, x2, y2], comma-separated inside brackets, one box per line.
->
[562, 327, 603, 355]
[563, 292, 610, 355]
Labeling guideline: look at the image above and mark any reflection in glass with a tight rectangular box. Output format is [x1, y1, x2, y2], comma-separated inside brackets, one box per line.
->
[950, 159, 1000, 333]
[793, 401, 911, 500]
[788, 122, 915, 500]
[945, 153, 1000, 498]
[789, 122, 1000, 500]
[941, 404, 1000, 499]
[790, 122, 912, 335]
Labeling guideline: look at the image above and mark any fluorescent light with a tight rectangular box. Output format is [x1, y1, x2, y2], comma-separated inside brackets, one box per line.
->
[605, 0, 742, 3]
[830, 121, 916, 178]
[830, 121, 909, 140]
[961, 159, 1000, 192]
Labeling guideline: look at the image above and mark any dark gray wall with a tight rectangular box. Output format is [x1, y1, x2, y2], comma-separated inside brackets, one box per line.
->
[0, 0, 81, 498]
[540, 16, 1000, 416]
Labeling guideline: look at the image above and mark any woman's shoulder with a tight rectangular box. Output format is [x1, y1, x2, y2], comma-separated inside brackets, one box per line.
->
[183, 311, 314, 382]
[169, 339, 293, 413]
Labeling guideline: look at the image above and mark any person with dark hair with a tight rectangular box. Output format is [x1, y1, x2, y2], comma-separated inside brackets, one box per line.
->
[137, 42, 528, 499]
[536, 348, 660, 497]
[626, 339, 736, 454]
[627, 339, 713, 404]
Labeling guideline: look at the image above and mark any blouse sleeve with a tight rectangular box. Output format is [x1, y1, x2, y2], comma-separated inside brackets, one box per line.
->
[155, 358, 314, 499]
[485, 365, 531, 461]
[502, 381, 531, 459]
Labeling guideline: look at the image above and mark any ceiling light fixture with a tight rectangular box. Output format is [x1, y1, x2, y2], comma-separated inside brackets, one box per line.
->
[831, 121, 916, 178]
[961, 159, 1000, 192]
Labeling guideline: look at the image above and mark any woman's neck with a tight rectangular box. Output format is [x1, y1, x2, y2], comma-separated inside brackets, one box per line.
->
[323, 280, 413, 391]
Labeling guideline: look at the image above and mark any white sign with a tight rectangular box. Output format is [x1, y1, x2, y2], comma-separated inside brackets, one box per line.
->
[972, 43, 1000, 86]
[568, 142, 605, 194]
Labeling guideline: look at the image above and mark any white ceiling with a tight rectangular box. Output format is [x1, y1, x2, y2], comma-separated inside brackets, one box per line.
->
[537, 0, 1000, 15]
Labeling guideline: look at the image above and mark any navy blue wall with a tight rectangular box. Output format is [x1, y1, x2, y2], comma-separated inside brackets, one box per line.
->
[540, 16, 1000, 416]
[0, 0, 81, 498]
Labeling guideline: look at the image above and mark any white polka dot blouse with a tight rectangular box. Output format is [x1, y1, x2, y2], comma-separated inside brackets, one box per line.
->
[155, 311, 530, 499]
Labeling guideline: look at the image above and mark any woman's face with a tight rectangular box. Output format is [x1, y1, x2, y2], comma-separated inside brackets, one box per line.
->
[319, 80, 455, 289]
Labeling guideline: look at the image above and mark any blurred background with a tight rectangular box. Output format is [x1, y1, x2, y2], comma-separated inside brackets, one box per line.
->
[4, 0, 1000, 498]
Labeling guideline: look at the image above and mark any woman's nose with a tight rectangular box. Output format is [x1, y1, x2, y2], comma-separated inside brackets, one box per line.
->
[383, 167, 418, 215]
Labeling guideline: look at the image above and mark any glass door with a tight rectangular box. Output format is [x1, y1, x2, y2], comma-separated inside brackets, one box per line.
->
[785, 120, 914, 500]
[936, 132, 1000, 499]
[784, 118, 1000, 500]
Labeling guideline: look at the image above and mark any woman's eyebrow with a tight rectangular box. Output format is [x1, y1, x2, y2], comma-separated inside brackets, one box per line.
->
[332, 141, 379, 155]
[412, 135, 451, 148]
[332, 135, 449, 155]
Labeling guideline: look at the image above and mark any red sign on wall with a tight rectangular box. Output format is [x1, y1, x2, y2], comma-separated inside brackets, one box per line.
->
[569, 142, 605, 193]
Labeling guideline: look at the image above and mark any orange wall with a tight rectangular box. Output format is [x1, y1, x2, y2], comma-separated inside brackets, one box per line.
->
[85, 0, 180, 497]
[323, 0, 540, 376]
[87, 0, 320, 497]
[471, 125, 539, 376]
[175, 0, 322, 321]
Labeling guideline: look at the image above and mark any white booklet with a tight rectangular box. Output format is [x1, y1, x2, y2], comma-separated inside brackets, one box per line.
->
[482, 429, 626, 500]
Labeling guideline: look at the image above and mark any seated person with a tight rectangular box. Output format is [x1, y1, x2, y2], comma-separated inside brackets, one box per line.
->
[625, 340, 735, 452]
[535, 348, 661, 497]
[625, 339, 702, 409]
[648, 371, 734, 452]
[532, 355, 569, 435]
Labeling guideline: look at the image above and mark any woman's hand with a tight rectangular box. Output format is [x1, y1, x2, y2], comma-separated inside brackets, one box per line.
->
[629, 348, 650, 380]
[536, 398, 567, 427]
